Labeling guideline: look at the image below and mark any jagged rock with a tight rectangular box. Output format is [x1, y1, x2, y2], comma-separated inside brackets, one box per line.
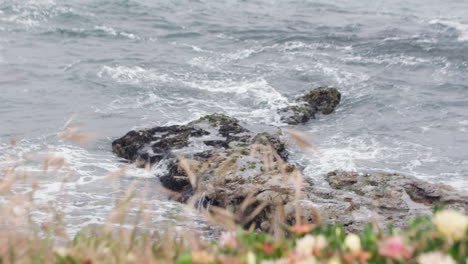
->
[112, 114, 292, 197]
[279, 86, 341, 125]
[112, 113, 467, 233]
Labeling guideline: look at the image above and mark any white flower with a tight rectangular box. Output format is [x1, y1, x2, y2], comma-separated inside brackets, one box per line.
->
[344, 233, 361, 253]
[417, 251, 456, 264]
[126, 253, 136, 262]
[247, 251, 256, 264]
[54, 247, 68, 256]
[296, 256, 317, 264]
[295, 235, 328, 256]
[433, 210, 468, 241]
[260, 258, 289, 264]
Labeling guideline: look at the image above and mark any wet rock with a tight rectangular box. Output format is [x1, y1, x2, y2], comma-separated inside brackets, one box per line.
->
[112, 112, 466, 233]
[279, 86, 341, 125]
[112, 113, 290, 195]
[299, 86, 341, 115]
[321, 170, 467, 232]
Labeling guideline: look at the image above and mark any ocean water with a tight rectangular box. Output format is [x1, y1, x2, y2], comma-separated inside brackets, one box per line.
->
[1, 0, 467, 233]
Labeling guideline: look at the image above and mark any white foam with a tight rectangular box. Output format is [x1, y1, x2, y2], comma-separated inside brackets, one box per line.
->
[430, 19, 468, 41]
[97, 65, 289, 124]
[311, 62, 370, 85]
[188, 48, 258, 70]
[94, 26, 141, 40]
[343, 53, 430, 67]
[97, 65, 173, 85]
[94, 25, 117, 36]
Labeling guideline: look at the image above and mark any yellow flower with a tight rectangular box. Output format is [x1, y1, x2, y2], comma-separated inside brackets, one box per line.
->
[247, 251, 256, 264]
[295, 235, 328, 256]
[433, 210, 468, 241]
[344, 234, 361, 253]
[417, 251, 456, 264]
[327, 257, 342, 264]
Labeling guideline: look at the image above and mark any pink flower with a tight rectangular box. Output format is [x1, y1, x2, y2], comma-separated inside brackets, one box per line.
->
[219, 232, 238, 248]
[379, 236, 412, 260]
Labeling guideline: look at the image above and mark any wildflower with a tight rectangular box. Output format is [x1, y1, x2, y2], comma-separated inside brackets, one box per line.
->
[295, 235, 328, 256]
[335, 227, 342, 237]
[260, 258, 289, 264]
[192, 251, 215, 264]
[327, 256, 342, 264]
[126, 253, 136, 262]
[262, 243, 275, 255]
[433, 210, 468, 241]
[247, 251, 256, 264]
[296, 256, 317, 264]
[291, 224, 314, 235]
[343, 234, 361, 253]
[417, 252, 456, 264]
[378, 236, 412, 260]
[219, 231, 238, 248]
[54, 247, 69, 256]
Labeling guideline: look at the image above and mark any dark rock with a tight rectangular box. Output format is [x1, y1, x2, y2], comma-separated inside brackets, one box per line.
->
[299, 86, 341, 115]
[112, 112, 467, 233]
[278, 103, 316, 125]
[279, 86, 341, 125]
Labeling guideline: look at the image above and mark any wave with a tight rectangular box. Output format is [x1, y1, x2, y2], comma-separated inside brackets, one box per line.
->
[295, 130, 467, 192]
[0, 138, 214, 236]
[41, 26, 140, 40]
[429, 19, 468, 41]
[97, 65, 289, 125]
[0, 0, 76, 28]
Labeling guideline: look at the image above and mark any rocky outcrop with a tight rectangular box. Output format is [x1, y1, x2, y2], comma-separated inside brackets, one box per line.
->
[279, 86, 341, 125]
[112, 114, 289, 196]
[112, 112, 467, 233]
[321, 170, 467, 232]
[111, 87, 467, 233]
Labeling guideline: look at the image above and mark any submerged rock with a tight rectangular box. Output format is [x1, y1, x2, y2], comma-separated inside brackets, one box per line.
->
[279, 86, 341, 125]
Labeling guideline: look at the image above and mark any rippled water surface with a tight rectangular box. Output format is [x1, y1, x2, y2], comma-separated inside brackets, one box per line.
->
[1, 0, 467, 233]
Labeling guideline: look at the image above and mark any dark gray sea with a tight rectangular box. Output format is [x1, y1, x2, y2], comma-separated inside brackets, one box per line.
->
[1, 0, 467, 233]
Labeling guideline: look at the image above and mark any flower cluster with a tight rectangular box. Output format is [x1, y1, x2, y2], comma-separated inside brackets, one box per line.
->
[47, 209, 467, 264]
[192, 209, 466, 264]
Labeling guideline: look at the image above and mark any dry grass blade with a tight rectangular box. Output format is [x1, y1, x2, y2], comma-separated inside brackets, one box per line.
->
[239, 192, 257, 213]
[206, 206, 237, 230]
[292, 169, 303, 225]
[239, 201, 268, 226]
[284, 129, 318, 151]
[43, 155, 66, 173]
[177, 155, 197, 189]
[62, 113, 78, 129]
[310, 206, 321, 226]
[58, 123, 95, 144]
[10, 137, 16, 147]
[273, 202, 286, 241]
[154, 185, 183, 201]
